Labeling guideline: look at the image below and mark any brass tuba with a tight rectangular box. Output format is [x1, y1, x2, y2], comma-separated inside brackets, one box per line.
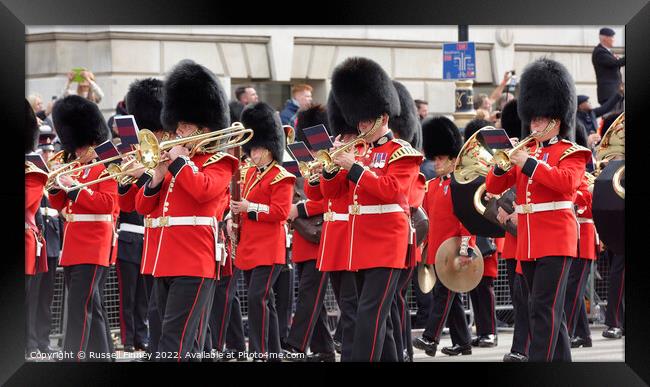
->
[595, 112, 624, 199]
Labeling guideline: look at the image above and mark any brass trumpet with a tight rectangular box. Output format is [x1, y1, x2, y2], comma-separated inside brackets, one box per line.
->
[492, 119, 557, 172]
[304, 116, 383, 176]
[54, 123, 254, 192]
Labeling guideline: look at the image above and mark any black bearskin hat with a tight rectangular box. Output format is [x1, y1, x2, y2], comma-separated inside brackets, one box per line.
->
[125, 78, 169, 133]
[161, 59, 229, 133]
[518, 58, 576, 139]
[240, 102, 284, 162]
[330, 57, 400, 128]
[327, 91, 357, 136]
[26, 99, 38, 154]
[52, 95, 109, 154]
[421, 116, 462, 159]
[463, 118, 493, 142]
[391, 81, 422, 149]
[295, 104, 330, 150]
[500, 99, 522, 139]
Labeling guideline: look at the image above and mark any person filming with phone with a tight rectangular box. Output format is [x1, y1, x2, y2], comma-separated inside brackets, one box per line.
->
[62, 68, 104, 104]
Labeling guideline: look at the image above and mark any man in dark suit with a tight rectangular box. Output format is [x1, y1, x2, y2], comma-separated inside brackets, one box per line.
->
[592, 27, 625, 105]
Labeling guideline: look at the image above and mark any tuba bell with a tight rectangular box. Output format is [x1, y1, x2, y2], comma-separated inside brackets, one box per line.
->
[595, 112, 624, 198]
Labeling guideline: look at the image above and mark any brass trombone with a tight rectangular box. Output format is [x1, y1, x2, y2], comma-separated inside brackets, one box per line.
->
[53, 122, 254, 192]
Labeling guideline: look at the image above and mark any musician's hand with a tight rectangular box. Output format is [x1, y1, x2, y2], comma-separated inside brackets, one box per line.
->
[288, 204, 299, 221]
[509, 137, 519, 147]
[311, 164, 323, 176]
[331, 135, 344, 150]
[230, 199, 250, 215]
[496, 207, 509, 224]
[484, 192, 496, 200]
[457, 255, 472, 268]
[58, 175, 77, 188]
[150, 154, 169, 186]
[226, 218, 235, 240]
[168, 145, 190, 162]
[125, 160, 145, 178]
[332, 148, 356, 171]
[510, 149, 529, 168]
[507, 212, 518, 226]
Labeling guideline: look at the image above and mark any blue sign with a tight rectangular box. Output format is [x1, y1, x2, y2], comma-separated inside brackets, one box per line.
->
[442, 42, 476, 80]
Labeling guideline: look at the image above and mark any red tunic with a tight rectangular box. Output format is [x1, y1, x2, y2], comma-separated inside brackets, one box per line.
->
[310, 177, 351, 272]
[485, 139, 591, 261]
[422, 175, 476, 265]
[135, 152, 237, 278]
[483, 251, 498, 278]
[321, 137, 422, 271]
[292, 197, 326, 263]
[502, 232, 517, 260]
[25, 163, 48, 275]
[50, 163, 118, 267]
[234, 163, 295, 271]
[575, 176, 597, 260]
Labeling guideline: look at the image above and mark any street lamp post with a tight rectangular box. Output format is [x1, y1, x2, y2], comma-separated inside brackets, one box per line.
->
[453, 25, 476, 129]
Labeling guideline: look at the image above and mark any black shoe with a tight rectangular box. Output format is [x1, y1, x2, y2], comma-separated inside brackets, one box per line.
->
[135, 342, 149, 352]
[306, 352, 335, 362]
[602, 327, 623, 339]
[283, 345, 306, 362]
[478, 334, 498, 348]
[333, 340, 342, 354]
[123, 345, 135, 353]
[413, 336, 437, 357]
[470, 336, 481, 347]
[570, 336, 593, 348]
[221, 348, 248, 362]
[402, 349, 413, 362]
[441, 344, 472, 356]
[503, 351, 528, 362]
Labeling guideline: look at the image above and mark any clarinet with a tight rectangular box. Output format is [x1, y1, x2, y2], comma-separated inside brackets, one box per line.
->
[229, 147, 242, 260]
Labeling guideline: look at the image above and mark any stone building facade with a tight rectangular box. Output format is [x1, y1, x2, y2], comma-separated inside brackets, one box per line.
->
[26, 26, 625, 120]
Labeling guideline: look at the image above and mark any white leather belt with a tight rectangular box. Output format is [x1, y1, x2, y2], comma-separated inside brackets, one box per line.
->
[348, 204, 404, 216]
[515, 201, 573, 214]
[40, 207, 59, 217]
[323, 211, 349, 222]
[65, 213, 113, 222]
[577, 218, 594, 224]
[144, 216, 217, 228]
[119, 223, 145, 234]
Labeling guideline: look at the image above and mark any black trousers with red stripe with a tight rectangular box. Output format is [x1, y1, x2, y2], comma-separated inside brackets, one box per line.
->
[423, 278, 471, 346]
[25, 274, 40, 352]
[350, 267, 400, 362]
[286, 260, 333, 354]
[330, 270, 357, 359]
[384, 267, 414, 361]
[116, 259, 148, 347]
[143, 274, 161, 354]
[155, 276, 215, 362]
[63, 264, 108, 360]
[226, 284, 246, 351]
[30, 256, 59, 351]
[273, 254, 294, 344]
[505, 259, 530, 355]
[87, 266, 113, 358]
[520, 256, 572, 362]
[605, 251, 625, 329]
[469, 276, 497, 336]
[208, 269, 241, 351]
[564, 258, 592, 338]
[244, 265, 283, 358]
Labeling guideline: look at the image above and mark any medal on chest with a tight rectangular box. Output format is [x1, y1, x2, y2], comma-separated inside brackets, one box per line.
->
[371, 152, 387, 169]
[82, 167, 91, 179]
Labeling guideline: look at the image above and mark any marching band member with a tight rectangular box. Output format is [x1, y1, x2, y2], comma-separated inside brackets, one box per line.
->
[485, 58, 591, 362]
[322, 57, 422, 362]
[116, 78, 172, 354]
[496, 99, 531, 362]
[135, 60, 237, 361]
[283, 105, 335, 362]
[564, 126, 598, 348]
[384, 81, 426, 362]
[413, 116, 476, 357]
[25, 100, 49, 356]
[49, 95, 117, 360]
[229, 102, 295, 361]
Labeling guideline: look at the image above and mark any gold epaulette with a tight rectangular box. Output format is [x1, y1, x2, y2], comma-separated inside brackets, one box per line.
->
[388, 141, 422, 164]
[203, 152, 238, 168]
[25, 161, 48, 177]
[425, 178, 436, 193]
[560, 143, 591, 161]
[271, 164, 296, 185]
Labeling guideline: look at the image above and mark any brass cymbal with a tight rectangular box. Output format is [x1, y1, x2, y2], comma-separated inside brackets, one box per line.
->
[417, 262, 436, 293]
[434, 237, 484, 293]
